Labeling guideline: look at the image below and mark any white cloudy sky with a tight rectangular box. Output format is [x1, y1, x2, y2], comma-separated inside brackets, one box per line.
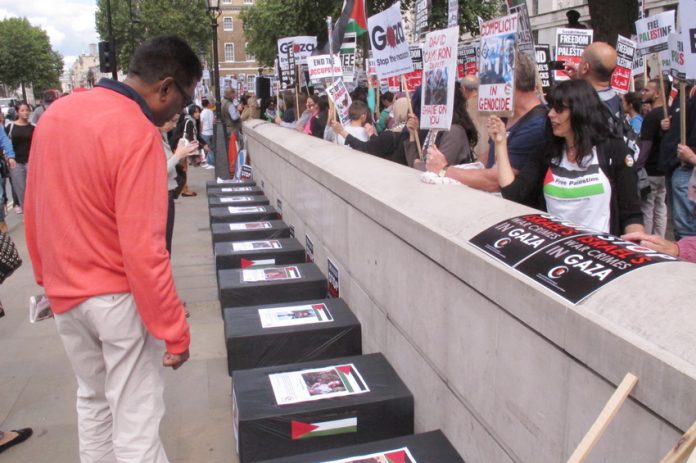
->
[0, 0, 99, 72]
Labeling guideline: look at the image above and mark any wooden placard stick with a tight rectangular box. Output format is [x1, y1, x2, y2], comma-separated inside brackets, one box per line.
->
[276, 80, 281, 110]
[655, 53, 669, 118]
[567, 373, 638, 463]
[680, 80, 687, 146]
[630, 74, 635, 92]
[660, 419, 696, 463]
[375, 84, 381, 125]
[401, 74, 422, 159]
[294, 65, 300, 123]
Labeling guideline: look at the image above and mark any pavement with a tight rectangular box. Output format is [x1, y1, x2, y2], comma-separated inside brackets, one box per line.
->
[0, 165, 239, 462]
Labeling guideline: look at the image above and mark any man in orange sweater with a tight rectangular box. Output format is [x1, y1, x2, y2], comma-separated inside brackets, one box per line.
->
[24, 36, 201, 463]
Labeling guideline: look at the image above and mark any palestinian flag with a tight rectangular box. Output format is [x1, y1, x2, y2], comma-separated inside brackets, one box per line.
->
[290, 417, 357, 440]
[344, 0, 367, 36]
[543, 166, 605, 199]
[240, 258, 276, 268]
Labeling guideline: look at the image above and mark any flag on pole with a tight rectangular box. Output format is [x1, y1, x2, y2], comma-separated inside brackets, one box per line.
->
[344, 0, 367, 36]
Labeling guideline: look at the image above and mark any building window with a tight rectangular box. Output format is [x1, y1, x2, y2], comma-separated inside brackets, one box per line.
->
[245, 42, 255, 62]
[224, 43, 235, 62]
[222, 0, 231, 4]
[244, 0, 254, 4]
[223, 17, 233, 31]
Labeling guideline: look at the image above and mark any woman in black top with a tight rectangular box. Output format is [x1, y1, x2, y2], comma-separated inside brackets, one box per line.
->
[492, 79, 644, 235]
[6, 102, 34, 214]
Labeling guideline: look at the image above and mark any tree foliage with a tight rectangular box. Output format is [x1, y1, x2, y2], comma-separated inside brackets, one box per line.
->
[96, 0, 212, 73]
[587, 0, 639, 44]
[241, 0, 343, 67]
[0, 18, 63, 96]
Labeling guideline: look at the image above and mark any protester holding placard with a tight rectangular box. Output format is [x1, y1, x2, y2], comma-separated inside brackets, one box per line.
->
[405, 81, 477, 169]
[426, 52, 547, 193]
[492, 79, 644, 235]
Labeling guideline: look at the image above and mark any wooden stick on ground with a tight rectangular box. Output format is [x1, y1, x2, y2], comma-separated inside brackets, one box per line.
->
[567, 373, 638, 463]
[680, 80, 687, 146]
[401, 74, 422, 159]
[660, 420, 696, 463]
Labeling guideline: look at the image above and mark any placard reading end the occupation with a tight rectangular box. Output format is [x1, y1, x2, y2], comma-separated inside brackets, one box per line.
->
[258, 303, 334, 329]
[469, 213, 677, 304]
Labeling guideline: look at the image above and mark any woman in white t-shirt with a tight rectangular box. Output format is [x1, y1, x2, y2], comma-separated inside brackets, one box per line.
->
[492, 79, 644, 235]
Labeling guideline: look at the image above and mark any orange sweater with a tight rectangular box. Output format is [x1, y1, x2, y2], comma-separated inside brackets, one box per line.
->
[24, 86, 189, 354]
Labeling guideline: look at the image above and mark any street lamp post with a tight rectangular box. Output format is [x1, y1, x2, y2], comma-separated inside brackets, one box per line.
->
[206, 0, 222, 121]
[206, 0, 229, 178]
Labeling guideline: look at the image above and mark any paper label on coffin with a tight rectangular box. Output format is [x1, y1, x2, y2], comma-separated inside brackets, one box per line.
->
[269, 363, 369, 405]
[291, 417, 357, 440]
[217, 178, 245, 184]
[232, 240, 282, 252]
[221, 187, 253, 192]
[258, 303, 333, 328]
[320, 447, 417, 463]
[242, 266, 301, 282]
[220, 196, 256, 203]
[228, 221, 273, 231]
[228, 206, 265, 213]
[240, 258, 276, 268]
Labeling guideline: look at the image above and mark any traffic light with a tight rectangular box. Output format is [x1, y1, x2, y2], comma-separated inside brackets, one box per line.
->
[98, 41, 114, 73]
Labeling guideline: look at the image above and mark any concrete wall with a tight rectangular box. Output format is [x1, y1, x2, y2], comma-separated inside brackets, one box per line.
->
[243, 120, 696, 462]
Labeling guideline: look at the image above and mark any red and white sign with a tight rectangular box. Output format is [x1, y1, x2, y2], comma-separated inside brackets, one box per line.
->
[421, 26, 459, 129]
[554, 28, 593, 81]
[367, 1, 413, 79]
[611, 35, 637, 94]
[307, 54, 342, 82]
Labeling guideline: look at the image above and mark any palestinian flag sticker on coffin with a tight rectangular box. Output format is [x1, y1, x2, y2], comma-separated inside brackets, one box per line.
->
[290, 417, 357, 440]
[318, 446, 417, 463]
[240, 258, 276, 268]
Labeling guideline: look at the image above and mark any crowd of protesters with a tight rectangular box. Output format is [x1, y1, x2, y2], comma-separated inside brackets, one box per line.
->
[259, 42, 696, 263]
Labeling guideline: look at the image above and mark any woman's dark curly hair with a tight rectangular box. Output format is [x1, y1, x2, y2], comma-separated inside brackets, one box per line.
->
[545, 79, 611, 167]
[452, 81, 478, 148]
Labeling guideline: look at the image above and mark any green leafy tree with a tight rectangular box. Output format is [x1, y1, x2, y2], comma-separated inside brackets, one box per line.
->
[240, 0, 343, 66]
[96, 0, 212, 73]
[0, 18, 63, 100]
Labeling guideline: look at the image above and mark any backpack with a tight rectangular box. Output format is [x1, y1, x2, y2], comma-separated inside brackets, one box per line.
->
[599, 98, 650, 199]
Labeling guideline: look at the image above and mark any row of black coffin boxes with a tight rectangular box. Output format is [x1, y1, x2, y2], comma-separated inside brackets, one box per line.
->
[207, 180, 464, 463]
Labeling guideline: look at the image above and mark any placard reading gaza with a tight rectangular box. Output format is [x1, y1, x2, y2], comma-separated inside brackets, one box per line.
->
[469, 214, 677, 304]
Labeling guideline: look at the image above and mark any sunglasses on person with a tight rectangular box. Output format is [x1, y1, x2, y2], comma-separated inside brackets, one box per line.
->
[548, 98, 571, 113]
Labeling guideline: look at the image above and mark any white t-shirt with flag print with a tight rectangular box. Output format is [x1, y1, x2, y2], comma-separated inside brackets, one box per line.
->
[543, 147, 612, 233]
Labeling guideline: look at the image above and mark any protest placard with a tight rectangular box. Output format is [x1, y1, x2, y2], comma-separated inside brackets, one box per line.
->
[635, 11, 674, 56]
[611, 35, 637, 94]
[509, 2, 534, 57]
[277, 36, 317, 67]
[680, 0, 696, 79]
[404, 45, 423, 92]
[367, 1, 413, 79]
[555, 28, 593, 81]
[535, 44, 552, 94]
[668, 33, 686, 80]
[421, 26, 459, 129]
[478, 14, 518, 115]
[307, 54, 343, 82]
[269, 363, 369, 405]
[326, 78, 352, 126]
[447, 0, 458, 28]
[458, 41, 480, 79]
[340, 31, 357, 83]
[415, 0, 430, 39]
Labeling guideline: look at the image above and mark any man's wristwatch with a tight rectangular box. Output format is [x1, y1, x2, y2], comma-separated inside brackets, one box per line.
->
[438, 166, 449, 178]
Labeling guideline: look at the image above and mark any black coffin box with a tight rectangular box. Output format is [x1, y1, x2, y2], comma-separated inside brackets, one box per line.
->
[233, 353, 414, 463]
[209, 195, 270, 207]
[206, 179, 256, 191]
[208, 186, 265, 197]
[210, 205, 280, 224]
[257, 430, 465, 463]
[215, 237, 306, 270]
[211, 220, 291, 244]
[218, 262, 327, 308]
[223, 298, 362, 374]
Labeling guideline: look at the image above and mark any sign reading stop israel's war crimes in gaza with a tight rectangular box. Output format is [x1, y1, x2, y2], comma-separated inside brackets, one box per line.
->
[469, 214, 677, 304]
[367, 1, 414, 79]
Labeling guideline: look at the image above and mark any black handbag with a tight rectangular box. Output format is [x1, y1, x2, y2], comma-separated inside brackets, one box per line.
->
[0, 231, 22, 284]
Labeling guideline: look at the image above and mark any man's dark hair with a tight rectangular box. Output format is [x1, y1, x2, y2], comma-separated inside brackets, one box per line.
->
[202, 98, 210, 108]
[348, 100, 369, 121]
[43, 89, 58, 104]
[128, 35, 203, 87]
[624, 92, 641, 113]
[648, 78, 669, 97]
